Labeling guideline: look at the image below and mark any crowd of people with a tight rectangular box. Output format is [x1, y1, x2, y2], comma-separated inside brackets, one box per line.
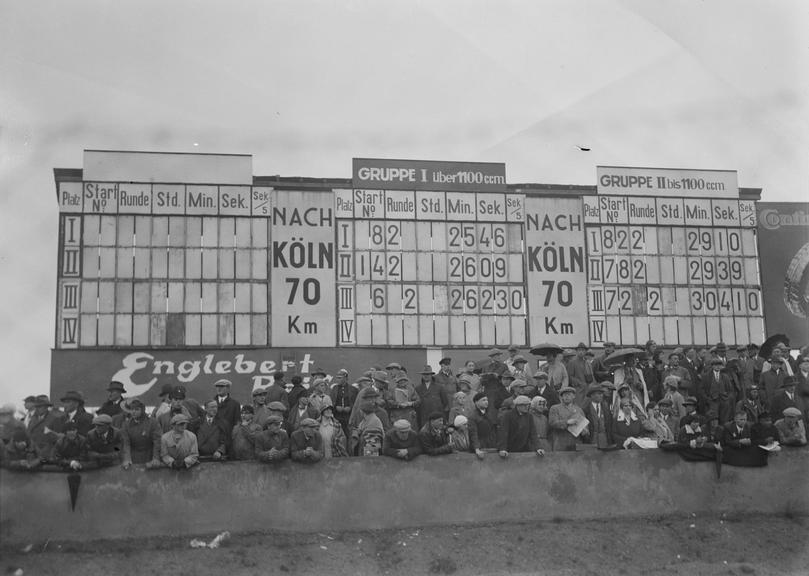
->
[1, 340, 807, 472]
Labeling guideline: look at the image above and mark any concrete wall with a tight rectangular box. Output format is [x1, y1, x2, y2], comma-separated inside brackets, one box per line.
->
[2, 449, 808, 544]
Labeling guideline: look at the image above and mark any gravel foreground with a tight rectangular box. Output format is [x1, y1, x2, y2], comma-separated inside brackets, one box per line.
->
[1, 513, 807, 576]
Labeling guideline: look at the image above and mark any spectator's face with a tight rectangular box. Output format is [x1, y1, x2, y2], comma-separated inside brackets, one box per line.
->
[605, 345, 615, 356]
[734, 413, 748, 428]
[772, 348, 783, 362]
[108, 390, 122, 402]
[131, 405, 144, 419]
[475, 397, 489, 411]
[65, 428, 78, 440]
[554, 353, 564, 363]
[267, 422, 281, 433]
[785, 414, 799, 425]
[685, 404, 696, 414]
[516, 403, 529, 414]
[465, 361, 475, 372]
[14, 440, 27, 451]
[299, 396, 309, 408]
[561, 391, 575, 405]
[215, 385, 229, 396]
[23, 400, 35, 411]
[395, 429, 410, 441]
[749, 388, 759, 398]
[590, 392, 603, 404]
[170, 397, 183, 409]
[660, 404, 672, 415]
[35, 404, 49, 416]
[241, 412, 254, 424]
[686, 349, 696, 361]
[321, 407, 333, 420]
[254, 392, 266, 405]
[430, 417, 444, 430]
[620, 400, 632, 414]
[205, 403, 218, 418]
[63, 399, 79, 412]
[669, 355, 680, 367]
[172, 422, 187, 433]
[800, 359, 809, 373]
[535, 399, 547, 412]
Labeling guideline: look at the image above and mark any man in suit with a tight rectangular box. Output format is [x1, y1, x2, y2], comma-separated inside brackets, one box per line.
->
[468, 392, 498, 456]
[434, 357, 459, 399]
[770, 376, 803, 419]
[60, 390, 93, 437]
[27, 395, 65, 461]
[213, 380, 241, 439]
[702, 358, 735, 424]
[534, 372, 560, 408]
[196, 400, 228, 460]
[720, 409, 766, 466]
[592, 342, 616, 383]
[415, 365, 449, 428]
[582, 383, 613, 448]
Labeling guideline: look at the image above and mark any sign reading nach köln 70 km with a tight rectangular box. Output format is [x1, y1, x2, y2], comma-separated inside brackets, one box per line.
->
[51, 151, 773, 405]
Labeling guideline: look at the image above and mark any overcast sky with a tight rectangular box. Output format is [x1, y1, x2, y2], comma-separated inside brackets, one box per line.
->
[0, 0, 807, 405]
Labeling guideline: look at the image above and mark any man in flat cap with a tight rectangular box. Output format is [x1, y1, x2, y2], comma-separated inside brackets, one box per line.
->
[161, 414, 199, 469]
[230, 405, 262, 461]
[251, 387, 272, 429]
[53, 421, 88, 470]
[498, 396, 544, 457]
[287, 374, 307, 411]
[86, 414, 123, 467]
[486, 348, 509, 378]
[418, 412, 453, 456]
[548, 386, 588, 451]
[382, 419, 422, 461]
[330, 371, 357, 438]
[213, 380, 241, 444]
[351, 390, 386, 456]
[60, 390, 93, 436]
[663, 350, 693, 395]
[435, 357, 459, 399]
[255, 415, 290, 462]
[510, 355, 534, 387]
[567, 343, 595, 392]
[290, 418, 324, 463]
[386, 375, 420, 430]
[266, 371, 290, 409]
[197, 400, 228, 461]
[120, 398, 161, 469]
[582, 383, 613, 449]
[702, 357, 735, 424]
[26, 395, 64, 461]
[592, 342, 617, 383]
[308, 378, 332, 414]
[287, 393, 320, 433]
[415, 365, 449, 429]
[157, 387, 197, 434]
[1, 428, 40, 470]
[775, 407, 807, 446]
[468, 391, 498, 457]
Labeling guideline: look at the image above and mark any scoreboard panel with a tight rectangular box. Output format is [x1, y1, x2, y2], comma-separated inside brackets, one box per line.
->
[54, 154, 767, 353]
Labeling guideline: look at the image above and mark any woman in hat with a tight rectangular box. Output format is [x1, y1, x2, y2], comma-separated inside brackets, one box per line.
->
[352, 401, 385, 457]
[611, 382, 647, 420]
[318, 405, 349, 458]
[613, 358, 650, 409]
[548, 386, 587, 451]
[448, 391, 470, 424]
[121, 399, 162, 469]
[545, 352, 569, 392]
[386, 376, 420, 430]
[448, 415, 473, 453]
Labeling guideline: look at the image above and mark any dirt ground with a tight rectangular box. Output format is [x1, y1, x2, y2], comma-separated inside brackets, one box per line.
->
[1, 513, 807, 576]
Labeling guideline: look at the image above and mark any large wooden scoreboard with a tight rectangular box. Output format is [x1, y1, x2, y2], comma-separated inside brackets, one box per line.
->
[51, 151, 770, 403]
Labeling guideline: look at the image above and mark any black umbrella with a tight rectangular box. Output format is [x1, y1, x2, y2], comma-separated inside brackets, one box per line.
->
[604, 347, 645, 366]
[759, 334, 790, 360]
[529, 343, 564, 357]
[67, 472, 81, 511]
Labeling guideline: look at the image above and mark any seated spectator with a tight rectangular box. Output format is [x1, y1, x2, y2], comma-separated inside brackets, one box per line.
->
[290, 418, 324, 463]
[776, 407, 807, 446]
[53, 421, 88, 470]
[612, 398, 655, 448]
[646, 402, 675, 443]
[498, 396, 544, 457]
[255, 415, 290, 463]
[86, 414, 123, 467]
[548, 386, 588, 451]
[161, 414, 199, 469]
[60, 390, 93, 436]
[670, 411, 722, 471]
[287, 394, 320, 433]
[751, 412, 779, 446]
[318, 405, 349, 458]
[449, 415, 476, 453]
[418, 412, 453, 456]
[1, 428, 40, 470]
[230, 406, 262, 461]
[529, 396, 551, 452]
[27, 394, 64, 461]
[383, 419, 422, 460]
[120, 399, 161, 469]
[197, 400, 227, 461]
[720, 410, 767, 467]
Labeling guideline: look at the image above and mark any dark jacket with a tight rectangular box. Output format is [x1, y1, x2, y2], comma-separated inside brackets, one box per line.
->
[254, 429, 290, 462]
[53, 435, 88, 466]
[289, 429, 324, 462]
[86, 427, 123, 465]
[497, 409, 538, 453]
[27, 409, 65, 460]
[64, 407, 94, 437]
[215, 395, 241, 440]
[196, 418, 228, 457]
[417, 423, 453, 456]
[414, 379, 449, 428]
[582, 400, 613, 445]
[382, 429, 422, 460]
[230, 422, 262, 460]
[468, 408, 498, 450]
[121, 416, 162, 465]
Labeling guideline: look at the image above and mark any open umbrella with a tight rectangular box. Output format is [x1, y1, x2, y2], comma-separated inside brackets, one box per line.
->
[604, 347, 645, 366]
[759, 334, 790, 360]
[67, 472, 81, 511]
[529, 343, 564, 357]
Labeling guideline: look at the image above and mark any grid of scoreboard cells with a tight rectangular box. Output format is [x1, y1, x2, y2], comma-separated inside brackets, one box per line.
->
[58, 213, 270, 348]
[335, 191, 528, 346]
[584, 196, 765, 346]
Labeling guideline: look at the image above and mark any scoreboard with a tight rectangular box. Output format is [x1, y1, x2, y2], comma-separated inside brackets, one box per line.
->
[53, 152, 766, 360]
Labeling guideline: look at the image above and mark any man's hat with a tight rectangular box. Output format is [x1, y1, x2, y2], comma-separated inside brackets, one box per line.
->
[312, 377, 328, 388]
[267, 401, 287, 411]
[604, 341, 617, 348]
[301, 418, 319, 428]
[558, 386, 576, 395]
[663, 375, 681, 389]
[488, 348, 503, 357]
[23, 395, 37, 403]
[576, 342, 588, 350]
[781, 376, 797, 388]
[586, 383, 604, 397]
[748, 343, 760, 350]
[158, 383, 173, 397]
[563, 349, 577, 357]
[393, 419, 411, 431]
[252, 387, 267, 396]
[514, 395, 531, 406]
[473, 392, 487, 403]
[428, 411, 444, 422]
[34, 394, 53, 407]
[657, 398, 673, 407]
[372, 371, 389, 385]
[319, 404, 334, 415]
[510, 379, 528, 390]
[711, 357, 724, 365]
[363, 389, 380, 399]
[311, 367, 327, 377]
[107, 381, 126, 393]
[273, 371, 285, 379]
[439, 357, 452, 366]
[395, 375, 411, 384]
[682, 396, 698, 406]
[508, 345, 519, 352]
[241, 405, 255, 414]
[60, 390, 85, 403]
[337, 368, 349, 375]
[748, 384, 760, 391]
[170, 414, 190, 425]
[736, 345, 747, 353]
[512, 355, 527, 365]
[502, 373, 516, 382]
[783, 407, 802, 417]
[266, 415, 283, 425]
[668, 348, 683, 359]
[715, 342, 727, 352]
[419, 365, 435, 375]
[170, 386, 186, 400]
[453, 415, 469, 427]
[126, 398, 145, 410]
[214, 379, 232, 388]
[534, 372, 549, 381]
[385, 362, 401, 370]
[92, 414, 113, 426]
